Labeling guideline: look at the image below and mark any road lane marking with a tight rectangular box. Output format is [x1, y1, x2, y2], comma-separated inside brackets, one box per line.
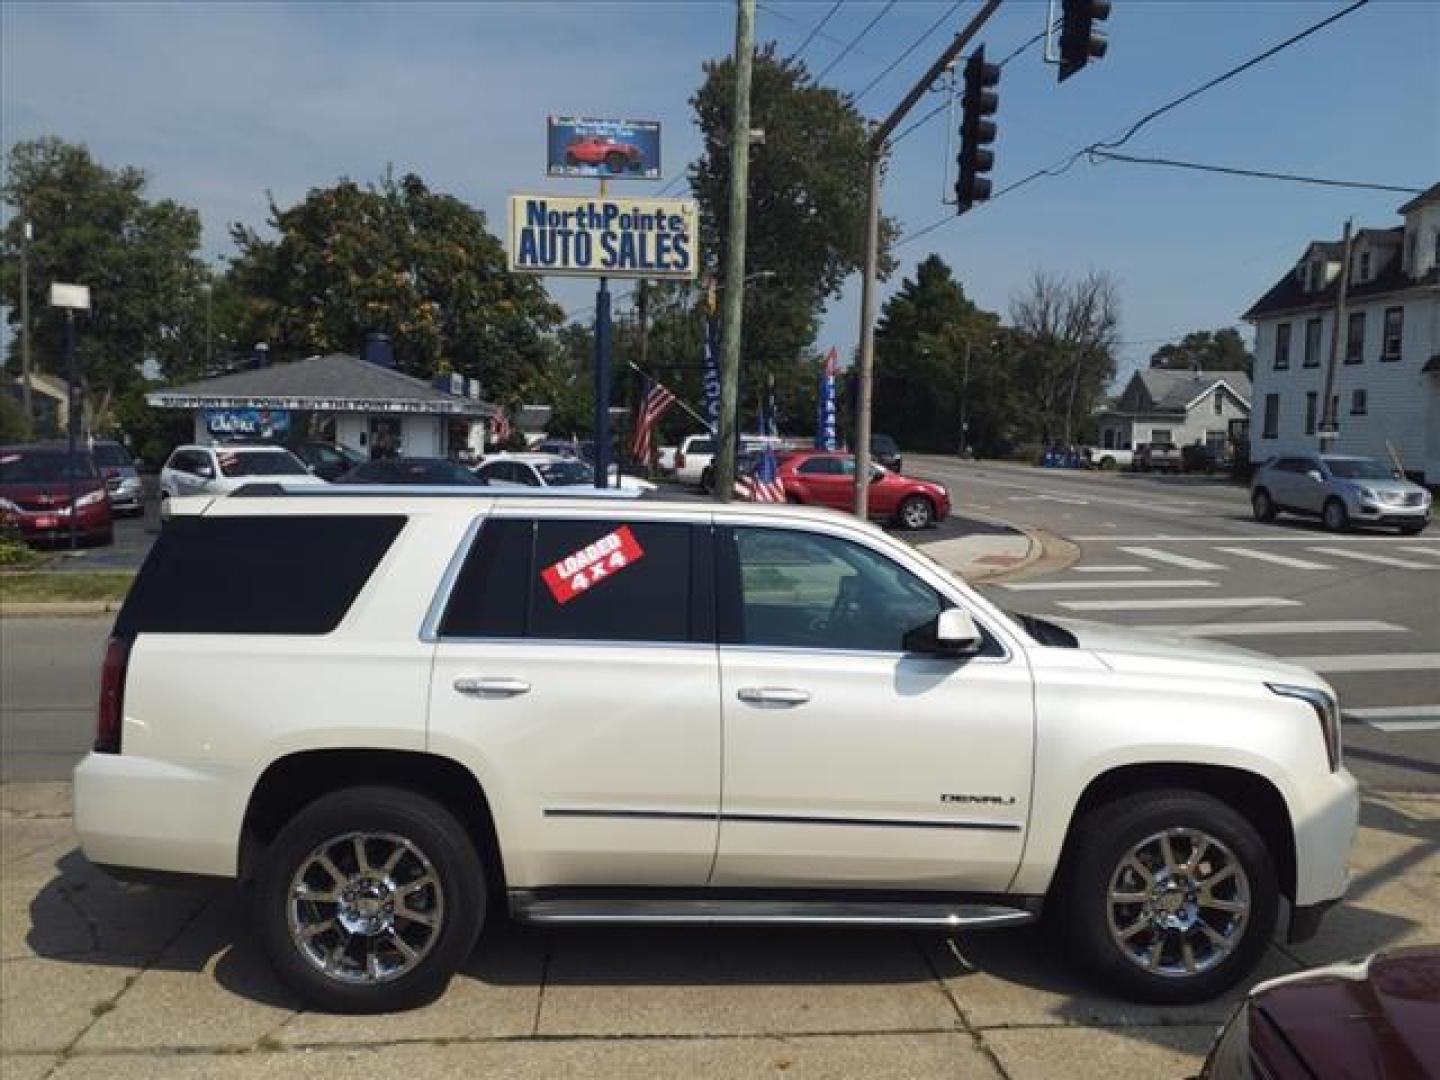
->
[1055, 597, 1301, 611]
[1344, 705, 1440, 734]
[1214, 547, 1333, 570]
[1284, 653, 1440, 673]
[1071, 565, 1151, 573]
[1119, 546, 1226, 570]
[1002, 578, 1216, 592]
[1306, 547, 1438, 570]
[1138, 620, 1405, 637]
[1398, 545, 1440, 558]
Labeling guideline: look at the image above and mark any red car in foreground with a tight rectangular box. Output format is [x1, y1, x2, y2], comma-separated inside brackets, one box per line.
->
[777, 450, 950, 529]
[0, 443, 114, 546]
[564, 136, 643, 172]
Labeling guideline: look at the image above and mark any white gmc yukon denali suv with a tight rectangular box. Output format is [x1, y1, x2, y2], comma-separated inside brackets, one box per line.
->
[74, 490, 1358, 1013]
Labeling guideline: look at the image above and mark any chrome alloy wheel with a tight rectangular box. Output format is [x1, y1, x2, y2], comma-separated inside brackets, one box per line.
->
[1105, 828, 1250, 978]
[287, 831, 444, 985]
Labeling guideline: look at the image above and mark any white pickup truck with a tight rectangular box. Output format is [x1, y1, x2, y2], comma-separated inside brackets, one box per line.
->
[1087, 447, 1134, 470]
[673, 433, 782, 487]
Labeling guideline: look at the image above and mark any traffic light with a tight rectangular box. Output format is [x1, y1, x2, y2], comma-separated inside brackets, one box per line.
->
[955, 45, 999, 214]
[1058, 0, 1110, 83]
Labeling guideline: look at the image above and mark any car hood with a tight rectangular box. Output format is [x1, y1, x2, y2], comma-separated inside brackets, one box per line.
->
[1247, 947, 1440, 1078]
[214, 473, 326, 490]
[0, 480, 104, 503]
[1046, 616, 1324, 683]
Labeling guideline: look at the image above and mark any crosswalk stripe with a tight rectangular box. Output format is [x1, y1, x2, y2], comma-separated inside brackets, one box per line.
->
[1056, 597, 1301, 611]
[1002, 578, 1215, 592]
[1283, 653, 1440, 673]
[1139, 620, 1405, 637]
[1307, 547, 1438, 570]
[1119, 546, 1225, 570]
[1071, 565, 1152, 573]
[1398, 545, 1440, 559]
[1345, 705, 1440, 734]
[1215, 547, 1333, 570]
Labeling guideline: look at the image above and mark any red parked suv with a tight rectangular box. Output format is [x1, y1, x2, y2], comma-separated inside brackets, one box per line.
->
[778, 451, 950, 530]
[564, 136, 643, 172]
[0, 443, 114, 546]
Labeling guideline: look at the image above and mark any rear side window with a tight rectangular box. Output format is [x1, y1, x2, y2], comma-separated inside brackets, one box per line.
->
[441, 518, 710, 643]
[115, 515, 405, 635]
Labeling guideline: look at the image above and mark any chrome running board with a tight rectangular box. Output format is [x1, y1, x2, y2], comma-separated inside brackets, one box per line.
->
[509, 893, 1036, 929]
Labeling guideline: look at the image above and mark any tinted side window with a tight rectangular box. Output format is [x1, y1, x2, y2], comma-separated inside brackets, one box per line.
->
[798, 457, 840, 475]
[440, 519, 533, 637]
[115, 516, 405, 635]
[531, 520, 692, 642]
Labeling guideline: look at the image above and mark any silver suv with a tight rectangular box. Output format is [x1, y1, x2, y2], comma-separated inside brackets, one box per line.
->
[1251, 454, 1431, 534]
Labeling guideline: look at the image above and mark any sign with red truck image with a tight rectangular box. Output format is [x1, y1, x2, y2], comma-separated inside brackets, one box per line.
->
[547, 116, 661, 180]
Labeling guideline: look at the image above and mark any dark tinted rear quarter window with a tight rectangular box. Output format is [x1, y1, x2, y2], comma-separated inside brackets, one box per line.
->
[440, 519, 533, 637]
[115, 515, 404, 635]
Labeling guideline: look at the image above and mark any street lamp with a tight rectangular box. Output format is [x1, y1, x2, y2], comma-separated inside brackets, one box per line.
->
[49, 283, 91, 554]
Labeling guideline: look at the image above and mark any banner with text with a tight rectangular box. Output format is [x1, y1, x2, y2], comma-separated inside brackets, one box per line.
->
[547, 117, 662, 180]
[508, 194, 698, 280]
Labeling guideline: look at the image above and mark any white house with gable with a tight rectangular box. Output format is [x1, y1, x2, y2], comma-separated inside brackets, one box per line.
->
[1093, 368, 1252, 455]
[1243, 182, 1440, 485]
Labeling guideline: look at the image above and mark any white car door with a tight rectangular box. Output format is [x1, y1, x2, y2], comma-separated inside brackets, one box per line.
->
[711, 520, 1034, 892]
[427, 510, 722, 889]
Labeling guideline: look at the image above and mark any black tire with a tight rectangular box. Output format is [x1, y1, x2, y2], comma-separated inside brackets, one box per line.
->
[1251, 489, 1276, 523]
[896, 495, 935, 530]
[700, 466, 714, 494]
[1056, 790, 1278, 1004]
[606, 152, 626, 173]
[255, 786, 484, 1013]
[1322, 497, 1349, 532]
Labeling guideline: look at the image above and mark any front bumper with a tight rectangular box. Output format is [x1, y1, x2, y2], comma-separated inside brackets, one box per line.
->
[9, 510, 112, 542]
[1291, 766, 1359, 910]
[1351, 501, 1429, 526]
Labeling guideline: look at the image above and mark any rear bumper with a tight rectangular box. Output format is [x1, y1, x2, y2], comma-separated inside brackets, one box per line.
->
[73, 752, 244, 879]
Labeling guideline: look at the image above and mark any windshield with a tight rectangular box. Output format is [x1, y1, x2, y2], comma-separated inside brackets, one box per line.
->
[0, 451, 99, 483]
[217, 450, 309, 477]
[91, 444, 132, 468]
[1324, 457, 1395, 480]
[537, 461, 594, 485]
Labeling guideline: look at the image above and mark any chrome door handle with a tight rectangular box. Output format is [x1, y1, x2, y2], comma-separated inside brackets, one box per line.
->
[737, 687, 811, 708]
[454, 677, 531, 698]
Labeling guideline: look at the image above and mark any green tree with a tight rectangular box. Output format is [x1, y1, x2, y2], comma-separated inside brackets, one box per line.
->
[1, 138, 210, 429]
[873, 255, 1001, 452]
[689, 43, 895, 408]
[1149, 328, 1253, 377]
[223, 170, 561, 408]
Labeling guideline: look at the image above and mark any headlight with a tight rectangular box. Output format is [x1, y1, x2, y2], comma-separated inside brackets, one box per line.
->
[75, 489, 107, 509]
[1358, 486, 1379, 503]
[0, 498, 17, 514]
[1267, 683, 1341, 771]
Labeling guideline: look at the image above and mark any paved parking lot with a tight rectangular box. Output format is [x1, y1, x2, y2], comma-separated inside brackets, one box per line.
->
[2, 781, 1435, 1079]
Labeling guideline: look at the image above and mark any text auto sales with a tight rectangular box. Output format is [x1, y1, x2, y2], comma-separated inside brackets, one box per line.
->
[510, 197, 697, 279]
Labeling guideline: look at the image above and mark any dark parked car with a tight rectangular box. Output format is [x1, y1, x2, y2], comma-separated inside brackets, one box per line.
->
[1181, 443, 1222, 474]
[1200, 946, 1439, 1079]
[90, 440, 144, 515]
[0, 443, 114, 545]
[333, 457, 487, 486]
[291, 441, 366, 481]
[871, 433, 902, 473]
[1133, 441, 1182, 472]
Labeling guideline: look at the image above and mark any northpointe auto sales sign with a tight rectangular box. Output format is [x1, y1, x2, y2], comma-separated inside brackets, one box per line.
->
[508, 194, 698, 280]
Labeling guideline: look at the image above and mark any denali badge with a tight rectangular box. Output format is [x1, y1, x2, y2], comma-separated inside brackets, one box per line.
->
[942, 793, 1017, 806]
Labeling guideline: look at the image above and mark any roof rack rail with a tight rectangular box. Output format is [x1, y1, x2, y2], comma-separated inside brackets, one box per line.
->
[227, 482, 650, 500]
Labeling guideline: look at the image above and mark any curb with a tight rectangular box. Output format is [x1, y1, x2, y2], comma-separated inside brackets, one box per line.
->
[0, 601, 121, 618]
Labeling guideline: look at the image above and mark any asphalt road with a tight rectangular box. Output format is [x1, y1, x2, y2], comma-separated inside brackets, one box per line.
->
[911, 456, 1440, 794]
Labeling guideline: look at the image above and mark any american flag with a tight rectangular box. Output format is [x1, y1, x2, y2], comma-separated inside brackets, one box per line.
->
[738, 443, 786, 503]
[629, 378, 677, 463]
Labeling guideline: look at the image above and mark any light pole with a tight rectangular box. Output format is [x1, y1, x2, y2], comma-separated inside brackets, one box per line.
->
[19, 219, 34, 431]
[49, 283, 91, 554]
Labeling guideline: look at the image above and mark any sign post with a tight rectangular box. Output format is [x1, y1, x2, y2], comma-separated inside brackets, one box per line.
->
[593, 276, 612, 489]
[49, 283, 91, 554]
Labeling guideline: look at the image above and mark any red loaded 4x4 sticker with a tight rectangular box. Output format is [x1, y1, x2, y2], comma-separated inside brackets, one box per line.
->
[540, 525, 645, 604]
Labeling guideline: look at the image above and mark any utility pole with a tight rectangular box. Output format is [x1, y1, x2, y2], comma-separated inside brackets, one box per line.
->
[204, 281, 214, 371]
[714, 0, 756, 503]
[1318, 218, 1353, 453]
[19, 219, 33, 431]
[959, 333, 972, 454]
[853, 0, 1003, 518]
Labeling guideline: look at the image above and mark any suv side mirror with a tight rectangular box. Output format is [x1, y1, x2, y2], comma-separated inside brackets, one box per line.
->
[1306, 470, 1323, 482]
[904, 607, 983, 657]
[196, 463, 215, 479]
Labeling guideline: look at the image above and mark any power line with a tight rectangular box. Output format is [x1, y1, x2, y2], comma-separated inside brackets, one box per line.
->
[1087, 150, 1425, 195]
[897, 0, 1374, 248]
[855, 0, 964, 102]
[816, 0, 898, 83]
[756, 2, 887, 65]
[788, 0, 845, 62]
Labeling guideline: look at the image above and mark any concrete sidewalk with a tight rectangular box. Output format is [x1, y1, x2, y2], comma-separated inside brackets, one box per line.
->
[3, 781, 1436, 1079]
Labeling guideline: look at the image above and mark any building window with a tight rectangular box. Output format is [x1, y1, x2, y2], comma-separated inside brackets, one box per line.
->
[1433, 229, 1440, 272]
[1274, 323, 1291, 369]
[1351, 389, 1368, 415]
[1303, 318, 1323, 367]
[1358, 251, 1370, 281]
[1304, 392, 1317, 435]
[1382, 306, 1403, 360]
[1102, 429, 1116, 449]
[1150, 428, 1172, 445]
[1213, 389, 1224, 415]
[1263, 394, 1280, 439]
[1345, 311, 1365, 365]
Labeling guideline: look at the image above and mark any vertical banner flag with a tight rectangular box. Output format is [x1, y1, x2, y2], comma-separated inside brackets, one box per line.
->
[817, 346, 839, 450]
[701, 316, 721, 435]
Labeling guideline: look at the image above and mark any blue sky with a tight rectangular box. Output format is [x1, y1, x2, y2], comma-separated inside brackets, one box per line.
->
[3, 1, 1437, 382]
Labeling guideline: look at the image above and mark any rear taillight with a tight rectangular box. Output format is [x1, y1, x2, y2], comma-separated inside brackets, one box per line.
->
[675, 452, 686, 470]
[96, 636, 132, 754]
